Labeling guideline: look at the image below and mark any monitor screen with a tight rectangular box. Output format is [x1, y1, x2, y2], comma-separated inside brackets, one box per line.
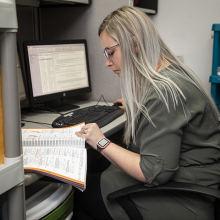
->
[17, 43, 29, 109]
[23, 40, 91, 111]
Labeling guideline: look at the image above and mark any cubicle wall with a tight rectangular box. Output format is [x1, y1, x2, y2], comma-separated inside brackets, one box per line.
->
[0, 67, 4, 165]
[17, 0, 130, 103]
[41, 0, 130, 103]
[16, 6, 34, 61]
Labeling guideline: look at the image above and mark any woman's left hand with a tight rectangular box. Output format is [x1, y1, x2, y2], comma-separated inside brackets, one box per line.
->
[75, 123, 105, 150]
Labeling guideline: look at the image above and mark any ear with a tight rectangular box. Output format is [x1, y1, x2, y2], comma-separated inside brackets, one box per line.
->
[132, 36, 138, 53]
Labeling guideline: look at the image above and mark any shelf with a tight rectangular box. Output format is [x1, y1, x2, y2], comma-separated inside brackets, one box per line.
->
[42, 0, 89, 5]
[16, 0, 89, 7]
[133, 6, 157, 15]
[16, 0, 40, 7]
[0, 156, 24, 195]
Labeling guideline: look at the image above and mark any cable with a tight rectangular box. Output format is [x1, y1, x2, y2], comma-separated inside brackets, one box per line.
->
[96, 95, 110, 106]
[60, 95, 110, 116]
[21, 120, 51, 126]
[44, 107, 62, 115]
[24, 96, 110, 127]
[96, 96, 102, 105]
[34, 106, 63, 115]
[102, 95, 110, 106]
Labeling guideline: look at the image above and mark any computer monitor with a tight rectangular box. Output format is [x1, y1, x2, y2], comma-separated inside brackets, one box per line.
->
[17, 43, 30, 109]
[23, 40, 91, 111]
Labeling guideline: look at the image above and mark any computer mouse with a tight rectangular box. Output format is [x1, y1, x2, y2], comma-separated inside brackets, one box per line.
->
[113, 103, 123, 107]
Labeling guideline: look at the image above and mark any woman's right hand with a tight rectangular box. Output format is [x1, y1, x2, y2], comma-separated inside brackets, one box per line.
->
[113, 97, 125, 110]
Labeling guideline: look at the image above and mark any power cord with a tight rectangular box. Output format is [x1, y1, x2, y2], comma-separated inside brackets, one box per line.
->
[96, 95, 110, 106]
[22, 95, 110, 127]
[34, 106, 63, 116]
[21, 120, 51, 126]
[58, 95, 110, 116]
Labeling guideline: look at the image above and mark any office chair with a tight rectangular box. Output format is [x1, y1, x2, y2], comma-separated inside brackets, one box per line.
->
[107, 181, 220, 220]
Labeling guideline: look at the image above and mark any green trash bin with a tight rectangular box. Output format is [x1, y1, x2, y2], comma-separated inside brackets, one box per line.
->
[26, 181, 74, 220]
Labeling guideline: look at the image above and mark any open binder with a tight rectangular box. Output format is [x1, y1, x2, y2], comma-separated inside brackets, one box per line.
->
[22, 123, 87, 191]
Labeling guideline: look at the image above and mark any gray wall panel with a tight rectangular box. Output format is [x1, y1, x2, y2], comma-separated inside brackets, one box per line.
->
[17, 6, 34, 75]
[40, 0, 129, 102]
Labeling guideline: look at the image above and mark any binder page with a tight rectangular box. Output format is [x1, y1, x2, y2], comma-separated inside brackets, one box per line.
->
[22, 123, 86, 191]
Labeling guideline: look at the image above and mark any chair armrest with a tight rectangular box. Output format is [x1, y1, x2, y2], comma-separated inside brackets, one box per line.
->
[107, 182, 220, 220]
[107, 181, 220, 200]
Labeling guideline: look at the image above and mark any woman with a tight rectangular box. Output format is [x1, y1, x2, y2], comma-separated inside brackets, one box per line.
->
[74, 6, 220, 220]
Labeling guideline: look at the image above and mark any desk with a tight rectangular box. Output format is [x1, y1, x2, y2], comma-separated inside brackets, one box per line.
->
[21, 100, 127, 186]
[21, 100, 126, 137]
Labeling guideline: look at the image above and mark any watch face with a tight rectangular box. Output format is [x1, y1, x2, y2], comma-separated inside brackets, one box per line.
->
[98, 138, 110, 148]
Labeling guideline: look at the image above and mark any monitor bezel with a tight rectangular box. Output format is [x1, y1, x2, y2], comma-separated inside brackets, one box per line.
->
[17, 42, 30, 109]
[23, 39, 92, 105]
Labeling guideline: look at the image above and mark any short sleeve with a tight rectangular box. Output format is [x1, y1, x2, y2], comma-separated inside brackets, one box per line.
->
[136, 92, 187, 187]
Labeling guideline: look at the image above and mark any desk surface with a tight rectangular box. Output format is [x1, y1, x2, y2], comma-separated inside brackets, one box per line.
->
[21, 100, 126, 137]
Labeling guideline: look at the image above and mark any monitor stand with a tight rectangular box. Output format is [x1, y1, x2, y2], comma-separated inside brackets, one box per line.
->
[45, 99, 79, 112]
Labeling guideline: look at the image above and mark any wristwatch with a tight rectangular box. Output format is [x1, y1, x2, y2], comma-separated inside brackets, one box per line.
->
[97, 137, 111, 152]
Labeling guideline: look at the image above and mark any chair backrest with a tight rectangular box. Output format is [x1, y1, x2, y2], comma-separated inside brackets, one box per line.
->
[108, 181, 220, 220]
[214, 184, 220, 220]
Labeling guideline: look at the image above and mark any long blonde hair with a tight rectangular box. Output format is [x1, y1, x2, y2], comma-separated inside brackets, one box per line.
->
[98, 6, 219, 146]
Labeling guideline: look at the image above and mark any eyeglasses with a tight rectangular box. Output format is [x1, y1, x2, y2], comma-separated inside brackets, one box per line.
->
[103, 44, 119, 59]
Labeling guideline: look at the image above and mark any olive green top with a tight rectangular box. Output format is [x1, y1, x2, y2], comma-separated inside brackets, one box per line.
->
[101, 68, 220, 220]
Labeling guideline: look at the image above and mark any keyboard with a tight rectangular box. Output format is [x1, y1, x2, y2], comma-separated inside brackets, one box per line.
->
[52, 105, 124, 128]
